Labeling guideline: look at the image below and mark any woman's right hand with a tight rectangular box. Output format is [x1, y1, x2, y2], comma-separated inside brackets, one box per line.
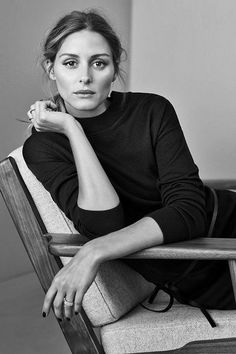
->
[27, 100, 82, 136]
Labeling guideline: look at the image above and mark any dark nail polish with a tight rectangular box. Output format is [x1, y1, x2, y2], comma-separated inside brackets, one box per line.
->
[75, 312, 78, 315]
[57, 318, 62, 322]
[66, 317, 70, 321]
[42, 312, 46, 318]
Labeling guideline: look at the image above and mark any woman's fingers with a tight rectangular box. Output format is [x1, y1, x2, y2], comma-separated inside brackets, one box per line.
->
[42, 283, 84, 320]
[27, 99, 73, 133]
[28, 100, 53, 131]
[27, 104, 37, 120]
[42, 286, 57, 317]
[74, 292, 83, 315]
[63, 291, 76, 320]
[42, 273, 79, 320]
[27, 100, 56, 120]
[45, 100, 57, 111]
[36, 100, 57, 114]
[41, 248, 99, 320]
[53, 291, 65, 321]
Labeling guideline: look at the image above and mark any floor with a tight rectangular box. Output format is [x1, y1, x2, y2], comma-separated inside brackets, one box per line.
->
[0, 272, 71, 354]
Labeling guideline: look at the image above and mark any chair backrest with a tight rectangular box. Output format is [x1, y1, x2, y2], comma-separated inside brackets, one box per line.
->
[3, 147, 154, 327]
[0, 156, 104, 353]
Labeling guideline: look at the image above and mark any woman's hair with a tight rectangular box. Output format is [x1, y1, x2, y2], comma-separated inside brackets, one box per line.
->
[41, 10, 125, 79]
[21, 10, 127, 136]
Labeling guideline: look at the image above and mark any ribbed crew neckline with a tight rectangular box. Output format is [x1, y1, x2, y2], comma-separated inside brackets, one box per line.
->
[73, 91, 126, 134]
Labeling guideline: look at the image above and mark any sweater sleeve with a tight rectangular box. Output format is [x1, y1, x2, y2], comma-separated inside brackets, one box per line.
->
[147, 99, 207, 243]
[22, 131, 124, 239]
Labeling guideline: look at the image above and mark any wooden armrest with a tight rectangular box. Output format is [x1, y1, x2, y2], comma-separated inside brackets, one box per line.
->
[45, 233, 236, 304]
[204, 179, 236, 190]
[45, 233, 236, 260]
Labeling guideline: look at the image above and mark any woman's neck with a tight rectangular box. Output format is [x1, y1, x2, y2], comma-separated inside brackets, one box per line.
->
[64, 99, 110, 119]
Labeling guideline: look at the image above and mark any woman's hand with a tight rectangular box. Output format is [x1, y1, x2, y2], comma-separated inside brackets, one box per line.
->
[27, 100, 79, 135]
[42, 243, 101, 321]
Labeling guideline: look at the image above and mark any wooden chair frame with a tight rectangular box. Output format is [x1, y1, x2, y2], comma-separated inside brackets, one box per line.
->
[1, 155, 236, 354]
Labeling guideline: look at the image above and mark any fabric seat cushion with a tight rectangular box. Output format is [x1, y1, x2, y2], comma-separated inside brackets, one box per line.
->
[9, 147, 155, 326]
[101, 290, 236, 353]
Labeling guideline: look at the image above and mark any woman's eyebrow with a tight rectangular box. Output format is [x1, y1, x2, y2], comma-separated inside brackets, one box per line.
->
[59, 53, 111, 58]
[59, 53, 79, 58]
[90, 53, 111, 59]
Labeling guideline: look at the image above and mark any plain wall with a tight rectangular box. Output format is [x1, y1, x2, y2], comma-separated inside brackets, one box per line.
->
[130, 0, 236, 179]
[0, 0, 131, 282]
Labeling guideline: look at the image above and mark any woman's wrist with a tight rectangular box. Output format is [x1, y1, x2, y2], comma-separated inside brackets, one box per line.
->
[75, 239, 105, 267]
[63, 116, 84, 137]
[84, 237, 112, 265]
[76, 218, 164, 265]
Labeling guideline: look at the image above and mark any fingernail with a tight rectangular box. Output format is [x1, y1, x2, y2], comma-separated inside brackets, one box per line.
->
[66, 317, 70, 321]
[42, 312, 46, 318]
[75, 312, 78, 315]
[57, 318, 62, 322]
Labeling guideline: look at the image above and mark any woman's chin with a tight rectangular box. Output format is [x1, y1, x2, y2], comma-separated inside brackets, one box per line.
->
[65, 102, 97, 116]
[66, 99, 107, 118]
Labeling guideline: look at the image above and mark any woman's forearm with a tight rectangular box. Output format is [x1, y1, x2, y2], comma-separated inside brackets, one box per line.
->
[66, 119, 120, 211]
[80, 216, 164, 264]
[64, 119, 164, 255]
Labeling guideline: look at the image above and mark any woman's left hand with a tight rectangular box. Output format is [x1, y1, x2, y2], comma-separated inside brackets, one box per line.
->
[42, 243, 100, 320]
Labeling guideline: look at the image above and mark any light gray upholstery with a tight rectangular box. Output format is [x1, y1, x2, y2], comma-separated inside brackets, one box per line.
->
[10, 146, 236, 353]
[101, 291, 236, 353]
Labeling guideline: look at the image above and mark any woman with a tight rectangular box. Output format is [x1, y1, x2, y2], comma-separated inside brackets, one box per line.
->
[23, 10, 236, 325]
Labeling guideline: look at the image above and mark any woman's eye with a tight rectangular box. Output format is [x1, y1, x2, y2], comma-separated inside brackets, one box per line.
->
[93, 61, 106, 69]
[64, 60, 77, 68]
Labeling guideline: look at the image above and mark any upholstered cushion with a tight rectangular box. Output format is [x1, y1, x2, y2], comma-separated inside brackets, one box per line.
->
[9, 147, 154, 326]
[101, 290, 236, 353]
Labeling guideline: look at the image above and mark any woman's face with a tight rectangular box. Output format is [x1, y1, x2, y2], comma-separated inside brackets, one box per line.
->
[49, 30, 116, 118]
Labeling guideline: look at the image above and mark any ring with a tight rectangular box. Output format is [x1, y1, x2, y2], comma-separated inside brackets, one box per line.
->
[64, 298, 74, 307]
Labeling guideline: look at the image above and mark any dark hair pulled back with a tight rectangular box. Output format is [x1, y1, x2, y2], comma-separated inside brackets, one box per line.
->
[41, 10, 125, 78]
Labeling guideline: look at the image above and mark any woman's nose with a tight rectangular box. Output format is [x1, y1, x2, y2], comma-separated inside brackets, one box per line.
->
[79, 65, 92, 84]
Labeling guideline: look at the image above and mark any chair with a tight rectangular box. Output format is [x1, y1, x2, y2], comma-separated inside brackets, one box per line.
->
[1, 146, 236, 354]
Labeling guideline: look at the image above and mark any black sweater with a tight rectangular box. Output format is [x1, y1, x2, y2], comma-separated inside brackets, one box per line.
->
[23, 92, 236, 310]
[23, 91, 208, 245]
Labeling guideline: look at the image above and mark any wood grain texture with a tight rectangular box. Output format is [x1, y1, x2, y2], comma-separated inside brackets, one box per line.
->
[47, 233, 236, 260]
[0, 157, 103, 354]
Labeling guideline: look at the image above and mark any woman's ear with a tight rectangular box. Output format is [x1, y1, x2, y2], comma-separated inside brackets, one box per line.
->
[45, 60, 56, 80]
[112, 74, 117, 83]
[49, 68, 56, 80]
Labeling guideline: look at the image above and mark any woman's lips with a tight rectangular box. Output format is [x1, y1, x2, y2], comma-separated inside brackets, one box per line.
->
[74, 90, 95, 95]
